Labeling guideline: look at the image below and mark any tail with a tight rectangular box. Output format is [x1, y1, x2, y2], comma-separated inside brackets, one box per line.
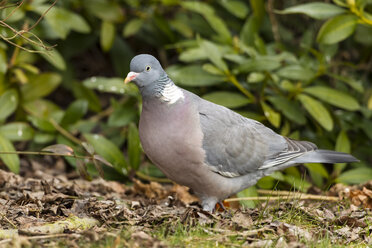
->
[292, 149, 359, 164]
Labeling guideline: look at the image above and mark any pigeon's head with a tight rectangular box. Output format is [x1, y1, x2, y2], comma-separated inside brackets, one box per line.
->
[124, 54, 165, 88]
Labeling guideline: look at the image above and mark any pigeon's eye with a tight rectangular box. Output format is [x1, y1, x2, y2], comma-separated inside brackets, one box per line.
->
[145, 66, 151, 72]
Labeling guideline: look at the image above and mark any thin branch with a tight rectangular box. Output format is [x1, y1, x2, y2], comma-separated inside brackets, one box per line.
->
[27, 0, 59, 32]
[26, 233, 81, 240]
[89, 97, 129, 122]
[0, 1, 21, 10]
[257, 189, 304, 196]
[49, 119, 82, 145]
[0, 150, 88, 160]
[225, 194, 339, 202]
[1, 0, 24, 22]
[0, 239, 12, 245]
[136, 171, 172, 183]
[267, 0, 281, 43]
[0, 213, 17, 229]
[0, 0, 58, 54]
[227, 73, 256, 103]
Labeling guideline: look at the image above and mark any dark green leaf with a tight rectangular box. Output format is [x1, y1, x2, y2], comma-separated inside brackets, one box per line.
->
[166, 65, 225, 87]
[72, 83, 101, 113]
[0, 49, 7, 74]
[109, 37, 134, 77]
[27, 116, 55, 132]
[180, 45, 230, 63]
[236, 57, 281, 73]
[83, 77, 139, 95]
[202, 64, 224, 75]
[305, 163, 328, 187]
[240, 15, 261, 47]
[100, 21, 116, 52]
[21, 73, 62, 102]
[303, 86, 360, 111]
[0, 89, 18, 122]
[182, 1, 231, 43]
[237, 186, 257, 208]
[84, 0, 123, 22]
[336, 168, 372, 184]
[283, 174, 311, 192]
[22, 99, 62, 119]
[123, 19, 144, 37]
[247, 72, 265, 83]
[0, 134, 19, 173]
[298, 94, 333, 131]
[276, 64, 315, 81]
[202, 91, 251, 108]
[83, 134, 128, 174]
[268, 96, 306, 125]
[60, 100, 88, 128]
[276, 3, 346, 20]
[108, 104, 137, 127]
[334, 130, 351, 175]
[328, 73, 364, 93]
[219, 0, 249, 19]
[200, 40, 228, 71]
[33, 132, 55, 144]
[32, 6, 90, 39]
[31, 45, 66, 70]
[128, 123, 141, 170]
[317, 14, 358, 44]
[261, 101, 281, 128]
[0, 122, 34, 141]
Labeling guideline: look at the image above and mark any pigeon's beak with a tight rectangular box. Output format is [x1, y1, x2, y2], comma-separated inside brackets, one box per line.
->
[124, 72, 139, 84]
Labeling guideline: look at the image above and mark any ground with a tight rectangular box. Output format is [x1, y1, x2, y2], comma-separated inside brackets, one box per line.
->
[0, 160, 371, 248]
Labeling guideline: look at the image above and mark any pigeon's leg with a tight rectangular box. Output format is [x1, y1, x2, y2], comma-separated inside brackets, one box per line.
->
[217, 201, 226, 211]
[201, 197, 218, 212]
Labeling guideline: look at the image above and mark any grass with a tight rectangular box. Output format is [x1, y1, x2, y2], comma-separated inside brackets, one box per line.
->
[45, 193, 371, 247]
[61, 203, 370, 248]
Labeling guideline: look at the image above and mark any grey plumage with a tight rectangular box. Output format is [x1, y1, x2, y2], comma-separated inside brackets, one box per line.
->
[125, 54, 359, 212]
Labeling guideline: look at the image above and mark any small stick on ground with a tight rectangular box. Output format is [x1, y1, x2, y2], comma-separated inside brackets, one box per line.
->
[224, 194, 339, 203]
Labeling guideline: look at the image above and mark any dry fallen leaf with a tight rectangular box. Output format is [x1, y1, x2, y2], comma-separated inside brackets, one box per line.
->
[170, 184, 198, 206]
[231, 211, 253, 229]
[349, 187, 372, 209]
[133, 179, 167, 199]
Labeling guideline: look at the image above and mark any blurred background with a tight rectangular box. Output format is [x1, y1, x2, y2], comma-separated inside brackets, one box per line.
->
[0, 0, 371, 203]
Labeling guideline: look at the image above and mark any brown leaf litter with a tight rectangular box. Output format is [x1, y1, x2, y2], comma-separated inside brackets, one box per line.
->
[0, 168, 371, 247]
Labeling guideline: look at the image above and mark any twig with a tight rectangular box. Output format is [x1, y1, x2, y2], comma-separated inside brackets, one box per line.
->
[89, 97, 129, 122]
[0, 213, 17, 229]
[0, 239, 12, 245]
[267, 0, 281, 43]
[227, 73, 256, 103]
[205, 227, 272, 237]
[49, 118, 82, 145]
[257, 189, 302, 196]
[0, 0, 58, 54]
[135, 171, 172, 183]
[2, 0, 24, 22]
[27, 0, 59, 31]
[19, 216, 99, 235]
[224, 194, 339, 202]
[26, 233, 81, 240]
[0, 150, 87, 160]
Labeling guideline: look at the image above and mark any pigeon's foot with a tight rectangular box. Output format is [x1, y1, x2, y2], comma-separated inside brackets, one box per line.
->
[201, 197, 218, 212]
[217, 201, 226, 211]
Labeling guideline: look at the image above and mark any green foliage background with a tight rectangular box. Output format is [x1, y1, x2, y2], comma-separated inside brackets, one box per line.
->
[0, 0, 371, 196]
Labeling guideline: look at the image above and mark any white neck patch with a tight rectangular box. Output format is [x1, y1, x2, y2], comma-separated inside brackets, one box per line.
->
[160, 83, 184, 104]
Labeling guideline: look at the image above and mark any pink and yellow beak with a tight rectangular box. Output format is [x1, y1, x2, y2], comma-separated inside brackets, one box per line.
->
[124, 71, 139, 84]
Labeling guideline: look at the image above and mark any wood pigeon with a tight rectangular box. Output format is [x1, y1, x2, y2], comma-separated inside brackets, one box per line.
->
[124, 54, 359, 212]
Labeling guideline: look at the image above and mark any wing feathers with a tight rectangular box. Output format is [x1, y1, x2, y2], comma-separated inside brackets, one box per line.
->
[259, 138, 317, 169]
